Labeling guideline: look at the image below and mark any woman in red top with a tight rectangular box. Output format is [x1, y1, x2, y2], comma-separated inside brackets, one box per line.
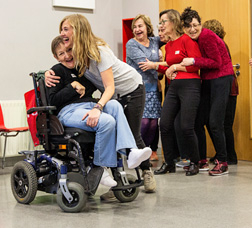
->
[181, 7, 234, 176]
[140, 9, 202, 176]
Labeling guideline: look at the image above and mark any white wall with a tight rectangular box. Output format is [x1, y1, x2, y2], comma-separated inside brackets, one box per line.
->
[122, 0, 160, 36]
[0, 0, 159, 100]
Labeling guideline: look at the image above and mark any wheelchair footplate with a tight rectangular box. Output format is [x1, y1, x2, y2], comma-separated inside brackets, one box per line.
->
[111, 170, 144, 192]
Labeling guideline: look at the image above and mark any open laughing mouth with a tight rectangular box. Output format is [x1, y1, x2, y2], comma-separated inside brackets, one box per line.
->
[66, 57, 73, 63]
[63, 37, 69, 42]
[136, 32, 143, 36]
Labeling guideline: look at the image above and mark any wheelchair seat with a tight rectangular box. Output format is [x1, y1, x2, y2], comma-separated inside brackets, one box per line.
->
[64, 127, 95, 144]
[32, 77, 96, 151]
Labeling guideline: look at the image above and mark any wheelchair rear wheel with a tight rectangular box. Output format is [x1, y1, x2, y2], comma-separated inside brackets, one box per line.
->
[11, 161, 38, 204]
[57, 182, 87, 213]
[114, 174, 140, 202]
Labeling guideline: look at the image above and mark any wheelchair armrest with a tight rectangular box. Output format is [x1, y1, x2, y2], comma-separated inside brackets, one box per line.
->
[27, 106, 57, 114]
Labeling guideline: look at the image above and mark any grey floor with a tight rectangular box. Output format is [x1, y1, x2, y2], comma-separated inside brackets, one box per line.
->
[1, 156, 252, 228]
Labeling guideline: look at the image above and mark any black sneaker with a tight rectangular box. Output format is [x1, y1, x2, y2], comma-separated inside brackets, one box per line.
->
[186, 162, 199, 176]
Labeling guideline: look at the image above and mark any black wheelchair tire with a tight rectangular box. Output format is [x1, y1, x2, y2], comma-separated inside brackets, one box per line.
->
[56, 182, 87, 213]
[114, 174, 140, 203]
[11, 161, 38, 204]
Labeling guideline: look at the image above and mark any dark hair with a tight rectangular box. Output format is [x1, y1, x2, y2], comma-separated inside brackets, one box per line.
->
[181, 7, 201, 27]
[51, 35, 64, 56]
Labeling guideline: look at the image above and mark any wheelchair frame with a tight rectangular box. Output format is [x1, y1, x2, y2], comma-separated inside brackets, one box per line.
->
[10, 72, 144, 212]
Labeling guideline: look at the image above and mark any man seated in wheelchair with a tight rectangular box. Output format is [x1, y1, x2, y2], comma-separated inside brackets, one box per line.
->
[48, 36, 152, 187]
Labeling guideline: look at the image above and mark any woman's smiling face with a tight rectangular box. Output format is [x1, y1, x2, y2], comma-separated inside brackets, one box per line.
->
[60, 20, 74, 48]
[133, 18, 148, 41]
[183, 18, 202, 40]
[55, 43, 75, 69]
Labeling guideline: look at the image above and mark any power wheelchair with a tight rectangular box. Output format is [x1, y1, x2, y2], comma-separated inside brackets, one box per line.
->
[10, 72, 144, 212]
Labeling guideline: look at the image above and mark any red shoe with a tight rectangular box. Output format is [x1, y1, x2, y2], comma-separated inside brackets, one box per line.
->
[150, 151, 159, 161]
[199, 159, 209, 171]
[209, 160, 229, 176]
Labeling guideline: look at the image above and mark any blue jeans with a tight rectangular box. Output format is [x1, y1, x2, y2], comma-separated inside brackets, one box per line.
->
[58, 100, 136, 167]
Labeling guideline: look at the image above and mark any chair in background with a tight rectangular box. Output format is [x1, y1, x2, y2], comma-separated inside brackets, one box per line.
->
[0, 104, 29, 169]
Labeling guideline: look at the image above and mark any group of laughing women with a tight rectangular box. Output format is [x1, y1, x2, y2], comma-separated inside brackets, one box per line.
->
[44, 6, 236, 201]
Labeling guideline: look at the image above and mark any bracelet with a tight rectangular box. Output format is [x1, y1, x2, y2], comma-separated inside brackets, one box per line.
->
[93, 102, 103, 112]
[192, 58, 195, 65]
[173, 65, 177, 71]
[155, 63, 159, 70]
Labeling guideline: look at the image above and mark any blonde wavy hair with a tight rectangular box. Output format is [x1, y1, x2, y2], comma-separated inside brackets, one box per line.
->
[131, 14, 154, 37]
[202, 19, 226, 39]
[59, 14, 107, 76]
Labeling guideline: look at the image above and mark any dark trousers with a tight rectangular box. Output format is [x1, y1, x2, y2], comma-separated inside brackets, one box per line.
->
[225, 95, 237, 162]
[165, 83, 186, 160]
[195, 75, 233, 162]
[119, 84, 150, 170]
[160, 79, 201, 165]
[174, 111, 189, 159]
[150, 123, 159, 152]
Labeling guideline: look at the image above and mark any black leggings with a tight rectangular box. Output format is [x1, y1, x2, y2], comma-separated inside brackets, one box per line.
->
[225, 95, 237, 162]
[160, 79, 201, 164]
[196, 75, 233, 162]
[119, 84, 150, 170]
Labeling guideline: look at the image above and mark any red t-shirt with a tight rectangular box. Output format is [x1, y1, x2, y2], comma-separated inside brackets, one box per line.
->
[158, 34, 201, 80]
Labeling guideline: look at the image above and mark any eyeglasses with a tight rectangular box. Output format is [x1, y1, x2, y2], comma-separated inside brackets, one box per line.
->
[159, 19, 169, 25]
[184, 24, 200, 30]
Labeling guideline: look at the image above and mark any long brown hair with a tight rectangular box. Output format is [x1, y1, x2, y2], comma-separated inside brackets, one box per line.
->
[59, 14, 107, 76]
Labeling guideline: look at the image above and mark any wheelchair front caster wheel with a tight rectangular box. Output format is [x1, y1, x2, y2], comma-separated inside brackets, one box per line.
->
[11, 161, 38, 204]
[57, 182, 87, 213]
[114, 174, 140, 203]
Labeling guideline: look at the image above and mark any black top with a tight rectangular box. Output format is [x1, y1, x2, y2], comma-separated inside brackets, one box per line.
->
[47, 63, 97, 114]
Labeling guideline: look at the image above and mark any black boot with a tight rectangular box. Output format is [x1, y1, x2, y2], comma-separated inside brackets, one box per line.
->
[154, 162, 176, 175]
[186, 162, 199, 176]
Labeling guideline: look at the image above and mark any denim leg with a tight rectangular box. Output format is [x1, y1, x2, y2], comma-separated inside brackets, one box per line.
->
[58, 102, 117, 167]
[103, 100, 137, 152]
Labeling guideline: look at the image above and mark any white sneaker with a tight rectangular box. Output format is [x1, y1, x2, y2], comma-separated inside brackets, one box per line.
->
[142, 169, 156, 193]
[100, 168, 117, 187]
[127, 147, 152, 169]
